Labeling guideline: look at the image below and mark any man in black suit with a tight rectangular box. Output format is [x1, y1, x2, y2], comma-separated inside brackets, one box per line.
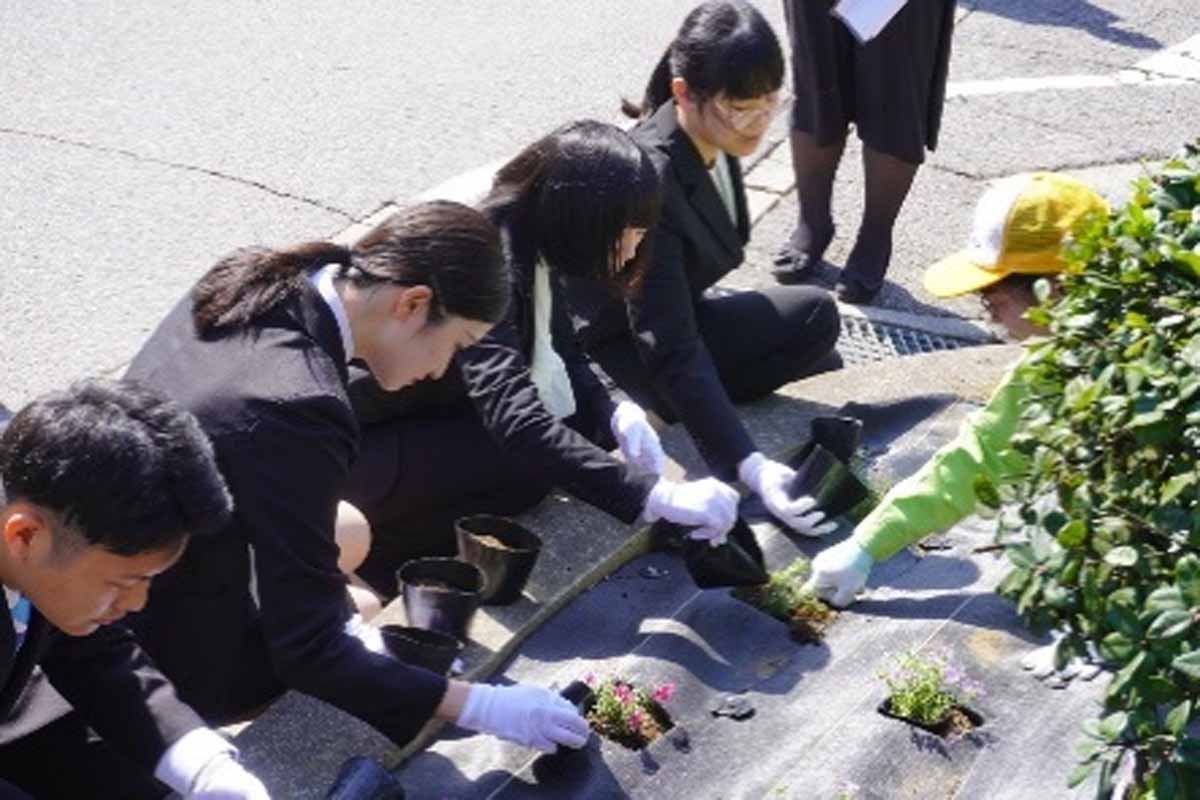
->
[0, 380, 269, 799]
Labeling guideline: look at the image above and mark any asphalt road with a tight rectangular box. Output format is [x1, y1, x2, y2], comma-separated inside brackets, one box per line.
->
[3, 1, 1198, 406]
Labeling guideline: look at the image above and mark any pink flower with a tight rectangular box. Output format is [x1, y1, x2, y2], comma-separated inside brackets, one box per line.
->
[652, 682, 676, 704]
[583, 672, 596, 686]
[613, 683, 634, 705]
[627, 709, 645, 732]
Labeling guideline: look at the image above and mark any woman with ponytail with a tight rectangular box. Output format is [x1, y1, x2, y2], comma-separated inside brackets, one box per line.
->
[342, 121, 741, 586]
[123, 201, 590, 757]
[567, 1, 842, 539]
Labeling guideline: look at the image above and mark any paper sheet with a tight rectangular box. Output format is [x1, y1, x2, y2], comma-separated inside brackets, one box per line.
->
[831, 0, 910, 43]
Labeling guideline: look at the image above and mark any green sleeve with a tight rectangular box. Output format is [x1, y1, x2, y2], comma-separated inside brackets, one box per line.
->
[853, 362, 1028, 562]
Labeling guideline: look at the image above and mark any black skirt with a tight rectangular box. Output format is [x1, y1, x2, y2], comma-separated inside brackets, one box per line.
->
[784, 0, 956, 164]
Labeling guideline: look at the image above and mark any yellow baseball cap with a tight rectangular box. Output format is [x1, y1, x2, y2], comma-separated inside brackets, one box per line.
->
[923, 173, 1109, 298]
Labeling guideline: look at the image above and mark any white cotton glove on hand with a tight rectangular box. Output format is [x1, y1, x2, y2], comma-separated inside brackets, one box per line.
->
[187, 754, 270, 800]
[457, 683, 591, 754]
[642, 477, 739, 546]
[738, 452, 837, 536]
[611, 401, 666, 476]
[805, 538, 875, 608]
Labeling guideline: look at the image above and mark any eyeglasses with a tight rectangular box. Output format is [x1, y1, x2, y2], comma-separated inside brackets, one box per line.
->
[712, 93, 785, 134]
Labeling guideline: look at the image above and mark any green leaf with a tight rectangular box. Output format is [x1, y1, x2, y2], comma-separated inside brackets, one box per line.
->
[1098, 711, 1129, 742]
[1067, 761, 1095, 788]
[1176, 737, 1200, 766]
[1099, 632, 1137, 663]
[1156, 762, 1180, 800]
[1149, 609, 1195, 639]
[1177, 555, 1200, 607]
[1182, 337, 1200, 369]
[1056, 519, 1087, 549]
[1162, 473, 1198, 504]
[1105, 546, 1139, 567]
[1007, 544, 1039, 571]
[1147, 586, 1187, 614]
[1172, 650, 1200, 680]
[1167, 700, 1193, 737]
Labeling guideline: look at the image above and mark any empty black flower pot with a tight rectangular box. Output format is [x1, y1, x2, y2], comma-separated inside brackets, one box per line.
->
[379, 624, 463, 675]
[455, 514, 543, 605]
[788, 443, 870, 519]
[679, 518, 769, 589]
[397, 558, 484, 642]
[324, 756, 406, 800]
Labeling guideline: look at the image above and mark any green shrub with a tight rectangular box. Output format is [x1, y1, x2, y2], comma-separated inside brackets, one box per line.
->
[880, 650, 980, 726]
[994, 141, 1200, 798]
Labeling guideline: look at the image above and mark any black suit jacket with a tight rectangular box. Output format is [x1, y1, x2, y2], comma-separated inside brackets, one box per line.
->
[0, 605, 202, 770]
[349, 221, 657, 524]
[125, 284, 447, 746]
[570, 100, 757, 481]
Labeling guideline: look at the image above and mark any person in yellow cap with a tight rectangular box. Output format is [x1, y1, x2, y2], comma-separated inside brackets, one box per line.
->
[806, 173, 1109, 611]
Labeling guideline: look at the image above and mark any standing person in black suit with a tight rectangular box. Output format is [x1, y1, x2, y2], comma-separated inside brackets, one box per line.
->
[124, 201, 589, 757]
[344, 121, 741, 586]
[568, 1, 842, 537]
[0, 380, 268, 799]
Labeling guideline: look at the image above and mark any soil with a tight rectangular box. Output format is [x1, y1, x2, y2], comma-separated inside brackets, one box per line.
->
[786, 602, 838, 645]
[879, 699, 982, 739]
[730, 587, 838, 645]
[584, 685, 674, 751]
[412, 579, 462, 592]
[936, 707, 978, 738]
[473, 534, 527, 552]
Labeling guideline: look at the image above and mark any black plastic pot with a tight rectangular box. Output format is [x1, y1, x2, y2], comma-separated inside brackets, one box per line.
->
[455, 515, 543, 605]
[561, 680, 596, 711]
[378, 624, 463, 675]
[877, 699, 985, 739]
[397, 558, 484, 642]
[324, 756, 405, 800]
[788, 442, 870, 519]
[654, 517, 768, 589]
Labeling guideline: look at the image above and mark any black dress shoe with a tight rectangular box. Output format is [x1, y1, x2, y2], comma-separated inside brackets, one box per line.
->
[772, 225, 833, 285]
[835, 279, 879, 305]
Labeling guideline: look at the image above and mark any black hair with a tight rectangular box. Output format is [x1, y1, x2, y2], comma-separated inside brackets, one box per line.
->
[0, 379, 233, 557]
[481, 120, 661, 294]
[191, 200, 510, 335]
[624, 0, 785, 118]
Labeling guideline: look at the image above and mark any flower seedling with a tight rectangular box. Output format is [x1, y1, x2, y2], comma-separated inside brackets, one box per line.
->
[581, 674, 674, 750]
[878, 650, 983, 738]
[732, 557, 836, 643]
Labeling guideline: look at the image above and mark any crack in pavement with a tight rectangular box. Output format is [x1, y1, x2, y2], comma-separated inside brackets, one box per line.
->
[0, 126, 358, 220]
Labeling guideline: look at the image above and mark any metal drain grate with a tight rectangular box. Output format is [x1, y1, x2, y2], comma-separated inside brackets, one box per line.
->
[838, 315, 981, 366]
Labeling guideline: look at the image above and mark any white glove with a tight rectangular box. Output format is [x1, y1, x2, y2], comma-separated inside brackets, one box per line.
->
[738, 452, 837, 536]
[188, 754, 270, 800]
[457, 683, 590, 754]
[1021, 631, 1103, 684]
[611, 401, 666, 476]
[642, 477, 739, 546]
[805, 538, 874, 607]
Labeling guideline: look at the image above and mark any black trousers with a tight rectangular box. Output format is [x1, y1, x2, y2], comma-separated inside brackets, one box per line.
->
[0, 712, 169, 800]
[588, 285, 842, 425]
[343, 409, 569, 597]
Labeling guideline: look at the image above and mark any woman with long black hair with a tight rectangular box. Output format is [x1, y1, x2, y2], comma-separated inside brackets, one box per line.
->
[566, 1, 841, 538]
[124, 201, 589, 756]
[344, 121, 741, 588]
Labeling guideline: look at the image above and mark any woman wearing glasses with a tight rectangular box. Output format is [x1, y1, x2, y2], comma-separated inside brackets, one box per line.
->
[567, 1, 841, 536]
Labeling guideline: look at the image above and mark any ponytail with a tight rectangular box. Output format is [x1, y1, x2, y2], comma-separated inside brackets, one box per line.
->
[622, 48, 673, 119]
[622, 1, 783, 119]
[192, 241, 351, 335]
[192, 201, 508, 336]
